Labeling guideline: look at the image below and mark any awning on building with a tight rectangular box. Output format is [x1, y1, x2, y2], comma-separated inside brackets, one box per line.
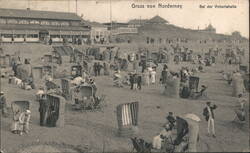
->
[0, 30, 39, 35]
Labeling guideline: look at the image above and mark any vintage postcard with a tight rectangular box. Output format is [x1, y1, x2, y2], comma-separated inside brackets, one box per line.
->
[0, 0, 249, 152]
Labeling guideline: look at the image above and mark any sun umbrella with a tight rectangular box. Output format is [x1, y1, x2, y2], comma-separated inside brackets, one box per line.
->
[184, 113, 201, 122]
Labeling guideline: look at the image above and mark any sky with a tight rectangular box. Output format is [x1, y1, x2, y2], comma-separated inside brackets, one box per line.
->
[0, 0, 249, 38]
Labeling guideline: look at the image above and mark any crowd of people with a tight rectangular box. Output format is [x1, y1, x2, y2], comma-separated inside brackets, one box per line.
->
[0, 41, 248, 152]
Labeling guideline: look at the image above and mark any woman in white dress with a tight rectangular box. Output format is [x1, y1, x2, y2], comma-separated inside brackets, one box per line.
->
[151, 69, 156, 84]
[144, 69, 150, 86]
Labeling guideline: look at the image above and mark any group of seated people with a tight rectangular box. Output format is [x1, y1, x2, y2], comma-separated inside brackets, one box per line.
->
[70, 75, 103, 110]
[11, 109, 31, 135]
[152, 112, 191, 152]
[8, 75, 35, 90]
[179, 67, 208, 99]
[36, 76, 61, 101]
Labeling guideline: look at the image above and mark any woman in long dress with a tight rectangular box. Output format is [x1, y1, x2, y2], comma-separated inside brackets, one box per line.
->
[144, 70, 150, 86]
[151, 69, 156, 84]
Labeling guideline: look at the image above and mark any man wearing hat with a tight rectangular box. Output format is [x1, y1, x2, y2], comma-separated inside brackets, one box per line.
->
[203, 101, 217, 138]
[0, 91, 7, 117]
[166, 112, 176, 129]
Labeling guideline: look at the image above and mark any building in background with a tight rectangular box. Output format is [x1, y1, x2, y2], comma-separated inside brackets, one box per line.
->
[82, 21, 109, 44]
[198, 24, 216, 34]
[0, 8, 90, 43]
[128, 19, 148, 28]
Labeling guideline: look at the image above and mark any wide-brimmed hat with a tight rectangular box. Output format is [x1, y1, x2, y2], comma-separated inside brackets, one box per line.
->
[0, 91, 4, 95]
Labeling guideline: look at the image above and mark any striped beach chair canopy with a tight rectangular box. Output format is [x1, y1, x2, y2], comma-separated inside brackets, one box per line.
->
[116, 102, 139, 127]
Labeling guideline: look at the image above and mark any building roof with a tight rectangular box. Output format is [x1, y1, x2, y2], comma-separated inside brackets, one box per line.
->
[103, 22, 128, 26]
[205, 24, 215, 30]
[0, 24, 88, 31]
[82, 20, 107, 28]
[128, 19, 148, 24]
[146, 15, 169, 24]
[0, 8, 82, 21]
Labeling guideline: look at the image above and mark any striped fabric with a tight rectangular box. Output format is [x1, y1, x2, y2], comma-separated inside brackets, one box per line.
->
[117, 102, 139, 127]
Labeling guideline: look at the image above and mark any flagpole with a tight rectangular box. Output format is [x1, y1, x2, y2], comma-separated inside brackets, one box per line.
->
[109, 0, 112, 44]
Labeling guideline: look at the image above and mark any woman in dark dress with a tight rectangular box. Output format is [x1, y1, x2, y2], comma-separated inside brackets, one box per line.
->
[180, 82, 190, 98]
[46, 105, 58, 127]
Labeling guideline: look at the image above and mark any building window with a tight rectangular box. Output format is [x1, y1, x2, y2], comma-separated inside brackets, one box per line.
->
[61, 22, 69, 26]
[30, 20, 40, 24]
[27, 34, 38, 38]
[7, 19, 18, 24]
[41, 20, 50, 25]
[2, 34, 12, 38]
[18, 20, 29, 24]
[51, 21, 60, 26]
[14, 34, 25, 38]
[0, 18, 6, 24]
[50, 35, 60, 38]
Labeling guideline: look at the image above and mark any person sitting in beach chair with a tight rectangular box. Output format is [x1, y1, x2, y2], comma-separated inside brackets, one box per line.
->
[233, 94, 246, 122]
[113, 70, 123, 88]
[122, 75, 130, 86]
[36, 87, 45, 101]
[11, 101, 30, 135]
[152, 123, 173, 150]
[190, 85, 208, 99]
[131, 137, 152, 153]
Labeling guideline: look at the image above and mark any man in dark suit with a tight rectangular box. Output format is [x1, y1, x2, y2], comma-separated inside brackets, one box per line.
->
[203, 101, 217, 138]
[174, 116, 189, 146]
[0, 91, 7, 117]
[166, 112, 189, 146]
[129, 73, 135, 90]
[137, 74, 142, 90]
